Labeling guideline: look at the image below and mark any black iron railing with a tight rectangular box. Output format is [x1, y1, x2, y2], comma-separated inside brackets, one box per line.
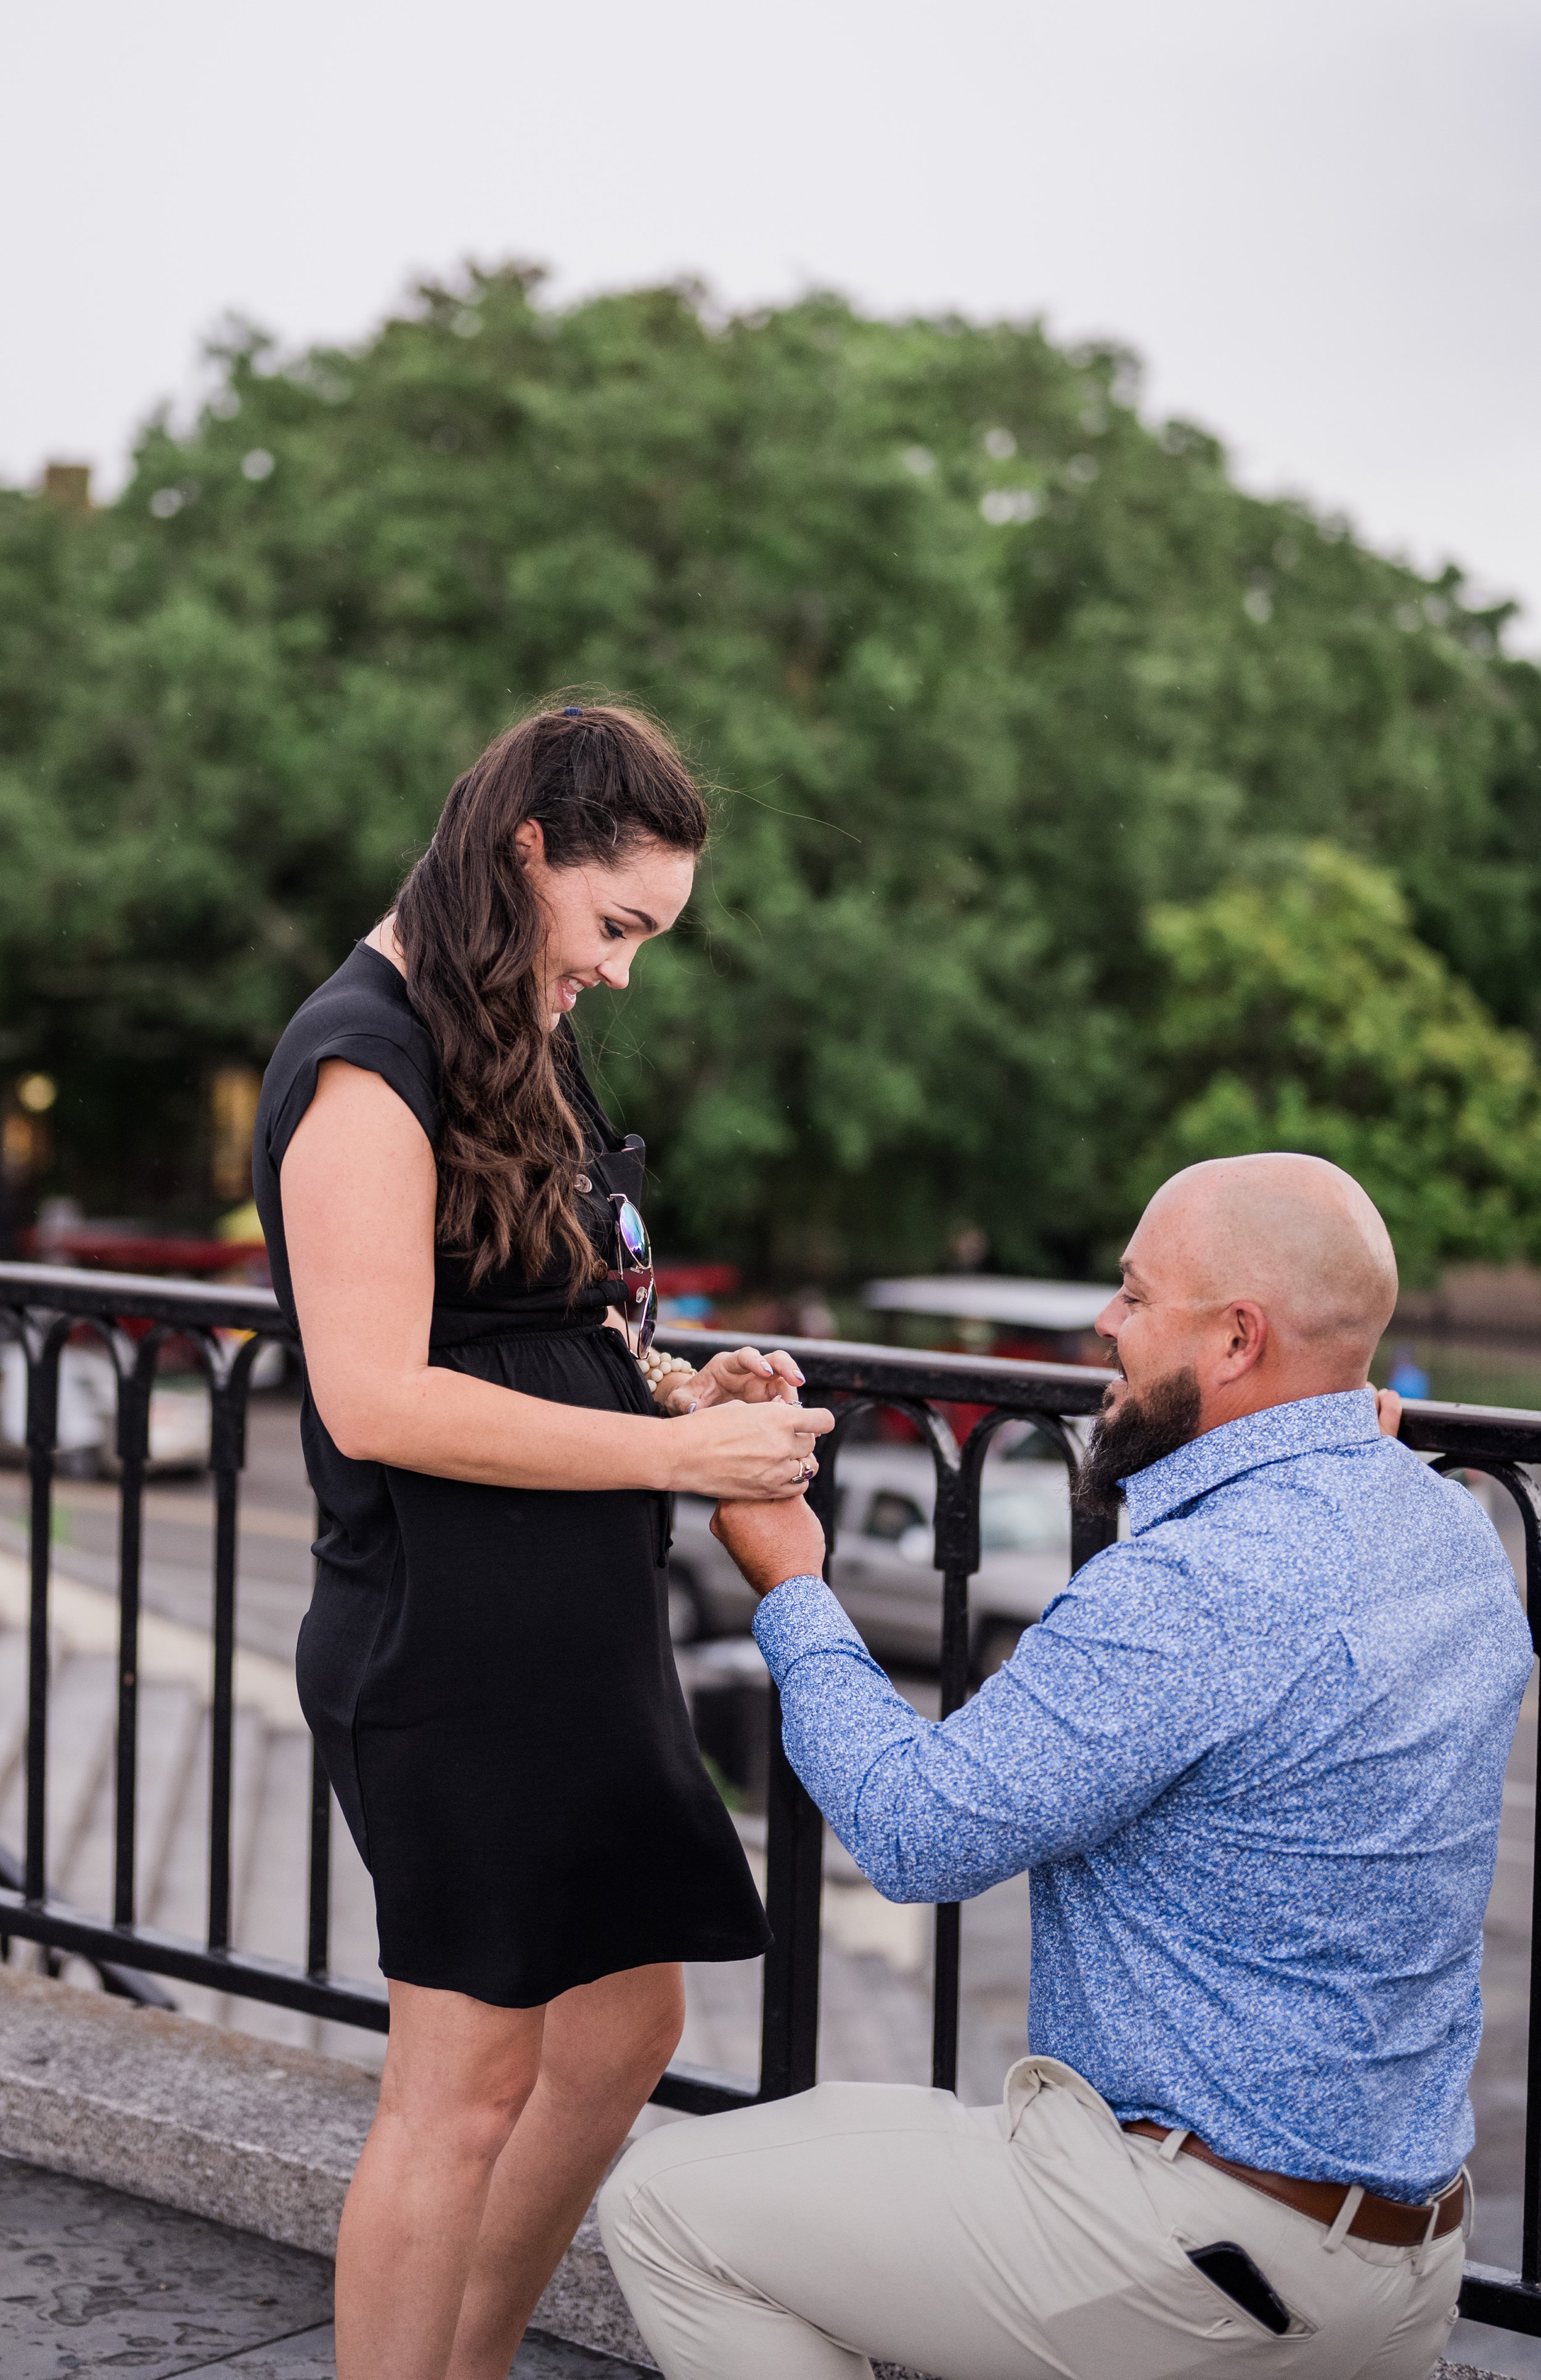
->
[2, 1261, 1540, 2334]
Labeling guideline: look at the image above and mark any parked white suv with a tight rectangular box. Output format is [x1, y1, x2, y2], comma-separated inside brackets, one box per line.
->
[668, 1443, 1075, 1676]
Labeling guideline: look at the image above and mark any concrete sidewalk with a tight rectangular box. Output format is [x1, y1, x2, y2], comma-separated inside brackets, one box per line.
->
[0, 2153, 653, 2379]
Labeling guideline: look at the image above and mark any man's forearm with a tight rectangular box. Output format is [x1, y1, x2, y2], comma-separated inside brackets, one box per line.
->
[753, 1540, 1211, 1903]
[753, 1577, 1057, 1904]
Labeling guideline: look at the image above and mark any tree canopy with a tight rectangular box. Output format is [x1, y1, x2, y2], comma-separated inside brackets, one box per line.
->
[1140, 843, 1541, 1282]
[2, 265, 1538, 1282]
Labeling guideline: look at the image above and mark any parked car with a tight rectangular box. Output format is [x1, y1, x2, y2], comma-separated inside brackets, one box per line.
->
[668, 1443, 1077, 1675]
[1, 1343, 211, 1475]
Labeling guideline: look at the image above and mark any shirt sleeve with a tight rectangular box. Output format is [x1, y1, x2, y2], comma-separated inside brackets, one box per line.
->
[752, 1548, 1241, 1905]
[264, 1030, 438, 1175]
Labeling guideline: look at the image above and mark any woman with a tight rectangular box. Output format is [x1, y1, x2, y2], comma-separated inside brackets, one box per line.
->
[251, 702, 830, 2380]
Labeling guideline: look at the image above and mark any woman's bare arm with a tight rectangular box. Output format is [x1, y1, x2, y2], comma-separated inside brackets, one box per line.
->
[281, 1062, 828, 1496]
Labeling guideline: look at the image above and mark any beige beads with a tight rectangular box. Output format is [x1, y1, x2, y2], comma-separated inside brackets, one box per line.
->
[638, 1347, 698, 1400]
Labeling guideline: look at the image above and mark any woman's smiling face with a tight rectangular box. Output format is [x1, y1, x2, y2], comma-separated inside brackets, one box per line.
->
[515, 817, 697, 1029]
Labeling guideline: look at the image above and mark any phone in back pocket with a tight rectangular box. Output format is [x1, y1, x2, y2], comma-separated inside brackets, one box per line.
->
[1187, 2239, 1292, 2335]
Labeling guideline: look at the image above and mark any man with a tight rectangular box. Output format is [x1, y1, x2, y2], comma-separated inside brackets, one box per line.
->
[599, 1155, 1532, 2380]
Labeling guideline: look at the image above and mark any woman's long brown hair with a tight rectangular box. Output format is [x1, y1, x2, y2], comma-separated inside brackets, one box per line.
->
[393, 702, 709, 1287]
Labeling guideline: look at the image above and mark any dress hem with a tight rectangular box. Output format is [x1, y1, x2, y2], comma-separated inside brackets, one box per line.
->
[379, 1927, 774, 2011]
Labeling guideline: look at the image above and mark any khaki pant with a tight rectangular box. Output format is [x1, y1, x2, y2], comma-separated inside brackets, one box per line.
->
[599, 2059, 1467, 2379]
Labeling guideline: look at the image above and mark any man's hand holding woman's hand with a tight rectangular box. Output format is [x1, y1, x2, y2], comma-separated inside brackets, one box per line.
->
[710, 1495, 827, 1598]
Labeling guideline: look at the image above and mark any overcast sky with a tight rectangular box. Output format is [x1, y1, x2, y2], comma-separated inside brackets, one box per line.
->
[6, 0, 1538, 637]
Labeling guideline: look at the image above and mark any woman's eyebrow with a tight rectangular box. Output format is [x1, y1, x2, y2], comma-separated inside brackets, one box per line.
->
[613, 903, 659, 934]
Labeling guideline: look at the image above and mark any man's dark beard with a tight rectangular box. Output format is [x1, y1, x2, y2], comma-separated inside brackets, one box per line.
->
[1072, 1366, 1203, 1518]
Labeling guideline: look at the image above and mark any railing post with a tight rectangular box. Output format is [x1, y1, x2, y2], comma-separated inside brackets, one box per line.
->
[304, 1483, 332, 1982]
[307, 1742, 332, 1981]
[23, 1317, 65, 1906]
[206, 1335, 257, 1954]
[1070, 1505, 1120, 1575]
[1528, 1583, 1541, 2294]
[758, 1435, 836, 2100]
[758, 1709, 824, 2099]
[928, 1421, 976, 2095]
[1450, 1458, 1541, 2291]
[113, 1330, 160, 1929]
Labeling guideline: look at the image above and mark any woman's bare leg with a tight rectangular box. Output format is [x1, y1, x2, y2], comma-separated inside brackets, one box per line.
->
[445, 1961, 685, 2380]
[334, 1981, 546, 2380]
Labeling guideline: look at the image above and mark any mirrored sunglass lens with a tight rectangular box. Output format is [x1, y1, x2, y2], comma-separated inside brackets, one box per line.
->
[618, 1200, 650, 1262]
[637, 1281, 658, 1354]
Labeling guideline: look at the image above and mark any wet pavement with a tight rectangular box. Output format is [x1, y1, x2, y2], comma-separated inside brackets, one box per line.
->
[0, 2155, 652, 2379]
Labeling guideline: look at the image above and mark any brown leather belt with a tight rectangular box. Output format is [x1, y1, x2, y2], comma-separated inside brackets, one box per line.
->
[1121, 2120, 1466, 2247]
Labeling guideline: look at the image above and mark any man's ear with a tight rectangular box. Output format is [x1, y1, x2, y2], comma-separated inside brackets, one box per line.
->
[1217, 1300, 1269, 1382]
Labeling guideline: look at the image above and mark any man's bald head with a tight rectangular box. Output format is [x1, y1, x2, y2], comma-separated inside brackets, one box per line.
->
[1131, 1154, 1398, 1367]
[1081, 1154, 1399, 1504]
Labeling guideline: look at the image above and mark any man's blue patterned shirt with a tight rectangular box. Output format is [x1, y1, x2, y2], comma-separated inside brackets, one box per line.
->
[753, 1389, 1532, 2198]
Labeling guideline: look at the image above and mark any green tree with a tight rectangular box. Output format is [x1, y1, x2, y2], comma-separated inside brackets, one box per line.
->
[1, 268, 1537, 1274]
[1137, 843, 1541, 1282]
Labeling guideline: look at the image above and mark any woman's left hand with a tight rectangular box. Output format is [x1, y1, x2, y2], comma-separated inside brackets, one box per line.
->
[661, 1346, 805, 1415]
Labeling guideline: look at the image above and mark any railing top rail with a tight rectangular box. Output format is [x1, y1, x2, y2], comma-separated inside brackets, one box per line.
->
[2, 1262, 1540, 1455]
[1396, 1401, 1541, 1463]
[653, 1324, 1118, 1414]
[0, 1259, 288, 1332]
[655, 1325, 1541, 1456]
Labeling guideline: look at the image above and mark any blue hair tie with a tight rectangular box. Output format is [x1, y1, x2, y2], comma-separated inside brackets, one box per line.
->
[563, 705, 582, 716]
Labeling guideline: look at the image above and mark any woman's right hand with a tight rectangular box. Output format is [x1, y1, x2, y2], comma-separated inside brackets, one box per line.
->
[664, 1397, 835, 1500]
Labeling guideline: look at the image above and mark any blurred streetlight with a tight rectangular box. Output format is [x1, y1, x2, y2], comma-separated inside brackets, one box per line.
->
[210, 1065, 262, 1202]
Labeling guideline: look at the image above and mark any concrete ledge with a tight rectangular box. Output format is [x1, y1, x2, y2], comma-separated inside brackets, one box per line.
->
[0, 1969, 1502, 2380]
[0, 1966, 372, 2255]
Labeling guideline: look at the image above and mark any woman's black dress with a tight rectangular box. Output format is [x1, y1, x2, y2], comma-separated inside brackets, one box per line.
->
[251, 942, 770, 2006]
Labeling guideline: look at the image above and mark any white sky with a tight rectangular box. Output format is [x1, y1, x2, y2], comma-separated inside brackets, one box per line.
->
[6, 0, 1539, 636]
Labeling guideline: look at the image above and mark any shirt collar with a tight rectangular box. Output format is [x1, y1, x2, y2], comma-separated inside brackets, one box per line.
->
[1121, 1389, 1381, 1534]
